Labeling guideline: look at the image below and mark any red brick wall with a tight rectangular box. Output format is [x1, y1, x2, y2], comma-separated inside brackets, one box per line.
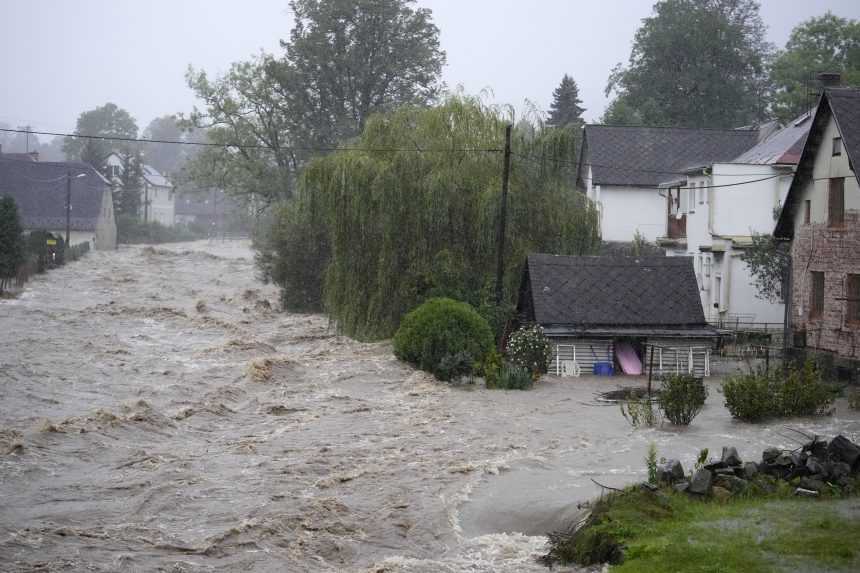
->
[791, 211, 860, 359]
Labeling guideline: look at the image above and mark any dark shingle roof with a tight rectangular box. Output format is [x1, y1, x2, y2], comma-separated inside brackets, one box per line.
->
[0, 158, 110, 232]
[775, 88, 860, 239]
[522, 254, 706, 328]
[579, 125, 760, 187]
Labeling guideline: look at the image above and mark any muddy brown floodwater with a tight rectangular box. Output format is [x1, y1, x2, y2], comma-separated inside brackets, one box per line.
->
[1, 241, 859, 572]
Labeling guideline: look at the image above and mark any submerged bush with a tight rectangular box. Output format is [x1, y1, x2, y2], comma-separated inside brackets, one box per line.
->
[658, 374, 708, 425]
[393, 298, 494, 382]
[506, 323, 551, 377]
[620, 396, 660, 428]
[494, 363, 534, 390]
[723, 361, 833, 422]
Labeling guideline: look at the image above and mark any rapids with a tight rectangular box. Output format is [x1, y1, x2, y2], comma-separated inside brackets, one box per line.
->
[1, 241, 858, 572]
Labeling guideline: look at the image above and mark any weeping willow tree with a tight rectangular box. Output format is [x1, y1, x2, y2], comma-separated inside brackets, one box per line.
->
[264, 95, 599, 340]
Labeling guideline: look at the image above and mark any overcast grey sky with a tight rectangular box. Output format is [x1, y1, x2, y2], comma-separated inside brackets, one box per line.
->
[2, 0, 859, 138]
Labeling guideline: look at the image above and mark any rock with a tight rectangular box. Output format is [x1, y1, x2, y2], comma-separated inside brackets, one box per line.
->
[828, 461, 852, 480]
[673, 481, 690, 493]
[775, 454, 793, 467]
[711, 486, 732, 501]
[689, 469, 713, 495]
[795, 487, 819, 497]
[721, 446, 742, 466]
[656, 459, 685, 483]
[704, 460, 728, 471]
[743, 462, 759, 479]
[762, 447, 781, 464]
[799, 477, 826, 492]
[715, 475, 749, 494]
[827, 435, 860, 469]
[806, 457, 824, 476]
[804, 438, 828, 458]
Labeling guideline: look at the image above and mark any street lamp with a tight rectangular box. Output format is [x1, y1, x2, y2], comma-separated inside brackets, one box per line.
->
[66, 171, 87, 246]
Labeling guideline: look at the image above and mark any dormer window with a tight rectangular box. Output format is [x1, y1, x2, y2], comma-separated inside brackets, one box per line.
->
[833, 136, 842, 156]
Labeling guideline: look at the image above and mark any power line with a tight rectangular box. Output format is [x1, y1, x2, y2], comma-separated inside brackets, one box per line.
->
[0, 127, 502, 154]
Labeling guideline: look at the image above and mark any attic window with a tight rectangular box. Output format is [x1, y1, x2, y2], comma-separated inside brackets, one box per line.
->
[833, 137, 842, 156]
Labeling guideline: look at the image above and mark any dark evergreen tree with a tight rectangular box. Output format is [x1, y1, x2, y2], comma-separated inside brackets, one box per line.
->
[113, 150, 144, 218]
[547, 74, 585, 129]
[0, 196, 25, 294]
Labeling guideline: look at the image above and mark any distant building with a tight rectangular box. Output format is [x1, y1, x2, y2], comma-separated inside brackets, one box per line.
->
[174, 188, 230, 227]
[658, 115, 811, 324]
[775, 87, 860, 370]
[516, 254, 717, 377]
[0, 157, 117, 249]
[577, 125, 760, 242]
[105, 152, 175, 226]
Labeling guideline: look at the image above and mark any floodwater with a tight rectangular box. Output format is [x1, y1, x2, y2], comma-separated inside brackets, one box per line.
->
[1, 241, 858, 572]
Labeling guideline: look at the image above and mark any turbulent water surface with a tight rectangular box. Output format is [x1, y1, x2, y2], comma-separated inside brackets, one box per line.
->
[1, 241, 859, 572]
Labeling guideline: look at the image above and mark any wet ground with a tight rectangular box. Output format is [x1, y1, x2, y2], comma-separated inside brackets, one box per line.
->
[1, 241, 858, 572]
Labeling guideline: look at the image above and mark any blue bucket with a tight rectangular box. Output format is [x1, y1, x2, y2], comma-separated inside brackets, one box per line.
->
[593, 362, 614, 376]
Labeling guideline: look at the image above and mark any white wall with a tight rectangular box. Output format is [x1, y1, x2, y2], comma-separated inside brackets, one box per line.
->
[794, 115, 860, 233]
[711, 163, 792, 237]
[142, 183, 175, 227]
[595, 185, 666, 242]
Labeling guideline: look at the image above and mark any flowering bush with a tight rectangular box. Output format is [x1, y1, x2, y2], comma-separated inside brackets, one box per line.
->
[506, 324, 551, 377]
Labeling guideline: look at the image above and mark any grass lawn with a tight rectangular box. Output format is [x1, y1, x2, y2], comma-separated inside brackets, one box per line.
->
[545, 487, 860, 573]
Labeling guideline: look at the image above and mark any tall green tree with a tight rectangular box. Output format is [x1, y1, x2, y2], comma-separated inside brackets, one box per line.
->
[604, 0, 772, 127]
[770, 13, 860, 123]
[63, 103, 138, 172]
[113, 150, 144, 218]
[0, 196, 25, 294]
[182, 0, 445, 207]
[258, 96, 601, 340]
[547, 74, 585, 129]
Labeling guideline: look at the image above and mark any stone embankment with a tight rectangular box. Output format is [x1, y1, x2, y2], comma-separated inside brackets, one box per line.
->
[658, 434, 860, 498]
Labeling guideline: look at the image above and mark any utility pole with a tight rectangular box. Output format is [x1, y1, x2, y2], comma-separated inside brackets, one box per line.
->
[494, 124, 513, 307]
[65, 169, 72, 246]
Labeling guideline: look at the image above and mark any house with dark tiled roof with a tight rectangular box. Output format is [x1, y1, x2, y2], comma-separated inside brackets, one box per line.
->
[517, 254, 717, 377]
[0, 157, 117, 249]
[576, 125, 760, 242]
[774, 88, 860, 370]
[657, 114, 811, 326]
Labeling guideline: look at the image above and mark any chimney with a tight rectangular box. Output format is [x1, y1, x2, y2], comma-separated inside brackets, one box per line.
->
[817, 72, 842, 88]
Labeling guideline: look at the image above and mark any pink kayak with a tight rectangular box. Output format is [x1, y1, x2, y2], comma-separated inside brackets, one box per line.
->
[615, 342, 643, 375]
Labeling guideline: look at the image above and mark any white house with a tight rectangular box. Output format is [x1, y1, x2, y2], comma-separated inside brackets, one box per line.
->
[577, 125, 761, 243]
[658, 116, 811, 324]
[105, 152, 175, 226]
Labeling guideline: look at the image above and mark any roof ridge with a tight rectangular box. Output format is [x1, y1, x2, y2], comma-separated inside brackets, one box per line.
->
[585, 123, 759, 133]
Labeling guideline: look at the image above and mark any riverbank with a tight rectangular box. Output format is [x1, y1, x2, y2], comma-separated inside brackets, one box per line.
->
[544, 485, 860, 572]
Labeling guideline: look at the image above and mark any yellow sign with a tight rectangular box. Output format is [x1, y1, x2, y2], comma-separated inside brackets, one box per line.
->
[46, 239, 57, 246]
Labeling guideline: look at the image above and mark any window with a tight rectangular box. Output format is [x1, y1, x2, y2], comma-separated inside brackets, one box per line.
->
[833, 136, 842, 156]
[828, 178, 845, 227]
[848, 274, 860, 324]
[810, 271, 825, 319]
[698, 181, 705, 205]
[804, 200, 811, 224]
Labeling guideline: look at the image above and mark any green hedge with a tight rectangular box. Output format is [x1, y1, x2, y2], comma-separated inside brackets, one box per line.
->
[393, 297, 494, 382]
[723, 361, 833, 422]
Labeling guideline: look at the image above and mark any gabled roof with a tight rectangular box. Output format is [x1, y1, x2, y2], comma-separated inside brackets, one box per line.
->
[775, 88, 860, 239]
[143, 164, 171, 188]
[520, 254, 707, 329]
[578, 125, 760, 187]
[730, 112, 812, 165]
[0, 158, 110, 232]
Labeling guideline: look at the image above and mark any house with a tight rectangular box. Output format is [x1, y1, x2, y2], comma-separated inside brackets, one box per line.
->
[774, 87, 860, 370]
[174, 188, 234, 228]
[577, 125, 761, 242]
[517, 254, 718, 377]
[0, 157, 117, 249]
[658, 115, 811, 324]
[105, 152, 175, 226]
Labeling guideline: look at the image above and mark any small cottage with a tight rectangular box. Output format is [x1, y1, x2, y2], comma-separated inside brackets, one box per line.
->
[517, 254, 718, 377]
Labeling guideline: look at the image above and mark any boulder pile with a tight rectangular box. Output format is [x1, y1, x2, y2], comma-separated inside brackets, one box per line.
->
[657, 434, 860, 498]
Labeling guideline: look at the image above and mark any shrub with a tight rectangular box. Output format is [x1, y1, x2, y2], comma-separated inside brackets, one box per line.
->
[658, 374, 708, 425]
[620, 396, 660, 428]
[494, 363, 534, 390]
[393, 297, 494, 382]
[723, 361, 833, 422]
[507, 324, 551, 377]
[849, 389, 860, 411]
[480, 349, 504, 388]
[645, 443, 658, 484]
